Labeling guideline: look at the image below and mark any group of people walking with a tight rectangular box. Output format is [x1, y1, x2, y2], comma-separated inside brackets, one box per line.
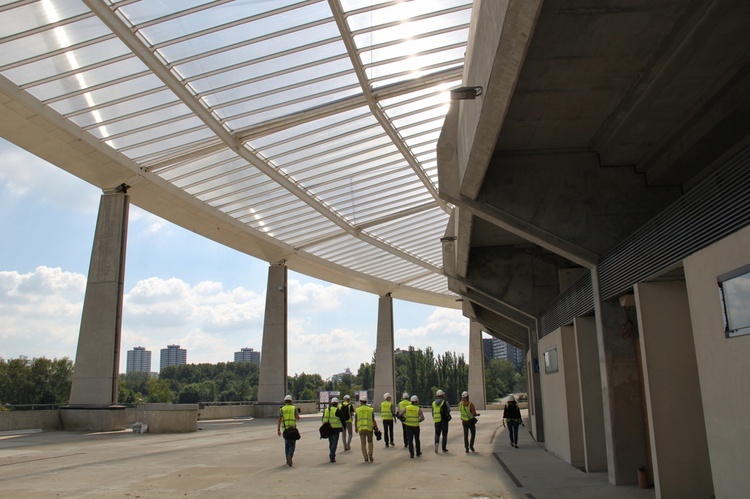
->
[278, 390, 523, 466]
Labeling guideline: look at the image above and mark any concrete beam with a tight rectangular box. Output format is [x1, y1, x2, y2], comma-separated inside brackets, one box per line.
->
[458, 0, 544, 200]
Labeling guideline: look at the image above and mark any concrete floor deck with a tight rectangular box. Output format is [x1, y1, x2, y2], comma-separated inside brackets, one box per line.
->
[0, 410, 655, 498]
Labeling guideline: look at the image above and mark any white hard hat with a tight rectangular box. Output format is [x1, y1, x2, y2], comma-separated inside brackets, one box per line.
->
[343, 395, 351, 400]
[331, 397, 339, 403]
[461, 391, 469, 399]
[410, 395, 418, 402]
[508, 395, 515, 402]
[436, 389, 445, 397]
[284, 395, 293, 401]
[402, 392, 409, 399]
[384, 393, 391, 399]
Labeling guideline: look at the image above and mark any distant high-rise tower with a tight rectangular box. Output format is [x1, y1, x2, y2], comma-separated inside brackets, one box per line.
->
[160, 344, 187, 371]
[234, 347, 261, 365]
[126, 346, 151, 374]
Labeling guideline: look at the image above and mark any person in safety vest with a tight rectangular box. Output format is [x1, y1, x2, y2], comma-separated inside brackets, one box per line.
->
[458, 391, 480, 453]
[397, 394, 425, 458]
[398, 392, 411, 448]
[502, 395, 524, 448]
[432, 389, 451, 453]
[340, 394, 354, 451]
[322, 397, 344, 462]
[380, 393, 395, 448]
[277, 394, 300, 466]
[354, 397, 379, 463]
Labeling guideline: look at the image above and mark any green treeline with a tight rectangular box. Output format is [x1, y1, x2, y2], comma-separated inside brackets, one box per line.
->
[1, 349, 523, 406]
[0, 357, 73, 406]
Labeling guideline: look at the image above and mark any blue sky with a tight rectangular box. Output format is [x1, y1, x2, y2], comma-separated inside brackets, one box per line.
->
[0, 138, 471, 378]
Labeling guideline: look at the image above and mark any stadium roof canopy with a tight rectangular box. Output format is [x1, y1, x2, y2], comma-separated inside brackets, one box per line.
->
[0, 0, 474, 308]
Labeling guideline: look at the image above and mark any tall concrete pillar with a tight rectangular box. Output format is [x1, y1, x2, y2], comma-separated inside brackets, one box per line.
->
[573, 316, 607, 472]
[69, 187, 129, 406]
[374, 294, 394, 411]
[258, 263, 288, 405]
[468, 321, 486, 410]
[634, 281, 713, 499]
[528, 325, 545, 443]
[592, 268, 648, 485]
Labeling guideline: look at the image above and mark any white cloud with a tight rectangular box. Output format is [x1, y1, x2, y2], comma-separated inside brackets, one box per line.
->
[396, 307, 469, 357]
[288, 322, 373, 378]
[0, 139, 99, 213]
[0, 267, 85, 360]
[287, 279, 349, 311]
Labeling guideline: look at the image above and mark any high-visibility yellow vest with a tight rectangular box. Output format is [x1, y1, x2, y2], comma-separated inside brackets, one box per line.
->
[398, 399, 411, 413]
[432, 399, 446, 423]
[342, 401, 353, 422]
[325, 406, 342, 429]
[459, 401, 473, 421]
[381, 400, 393, 420]
[355, 404, 374, 431]
[404, 404, 421, 427]
[279, 404, 297, 429]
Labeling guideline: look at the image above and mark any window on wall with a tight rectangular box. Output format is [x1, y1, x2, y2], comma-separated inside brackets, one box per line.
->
[543, 347, 558, 374]
[718, 263, 750, 338]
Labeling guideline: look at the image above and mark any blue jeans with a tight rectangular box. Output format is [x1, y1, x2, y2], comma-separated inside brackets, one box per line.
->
[507, 421, 519, 445]
[328, 430, 340, 460]
[284, 437, 296, 459]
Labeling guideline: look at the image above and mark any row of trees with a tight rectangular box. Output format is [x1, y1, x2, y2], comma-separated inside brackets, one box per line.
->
[0, 357, 73, 406]
[1, 351, 524, 406]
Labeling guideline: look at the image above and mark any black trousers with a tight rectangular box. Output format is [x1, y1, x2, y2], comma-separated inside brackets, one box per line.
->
[404, 425, 421, 457]
[462, 422, 476, 450]
[382, 419, 394, 445]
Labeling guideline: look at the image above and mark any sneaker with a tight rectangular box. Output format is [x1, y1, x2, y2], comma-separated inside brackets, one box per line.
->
[434, 443, 439, 454]
[465, 448, 469, 453]
[515, 444, 519, 448]
[470, 447, 475, 453]
[442, 448, 448, 453]
[417, 452, 422, 457]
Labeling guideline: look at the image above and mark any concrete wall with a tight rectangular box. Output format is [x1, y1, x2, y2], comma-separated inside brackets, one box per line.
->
[539, 326, 584, 466]
[635, 280, 713, 499]
[573, 316, 607, 472]
[0, 410, 61, 431]
[684, 225, 750, 499]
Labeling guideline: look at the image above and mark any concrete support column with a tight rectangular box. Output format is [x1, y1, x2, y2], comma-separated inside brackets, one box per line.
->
[528, 326, 545, 442]
[374, 294, 395, 411]
[634, 281, 713, 499]
[592, 268, 648, 485]
[468, 320, 486, 410]
[573, 316, 607, 472]
[69, 188, 129, 406]
[258, 263, 288, 404]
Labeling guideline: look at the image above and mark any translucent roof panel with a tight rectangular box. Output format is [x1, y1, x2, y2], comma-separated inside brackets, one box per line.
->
[0, 0, 474, 304]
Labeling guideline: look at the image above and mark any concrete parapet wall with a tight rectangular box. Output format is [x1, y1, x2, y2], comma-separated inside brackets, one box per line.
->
[198, 405, 254, 420]
[135, 404, 198, 433]
[0, 410, 61, 431]
[60, 407, 127, 432]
